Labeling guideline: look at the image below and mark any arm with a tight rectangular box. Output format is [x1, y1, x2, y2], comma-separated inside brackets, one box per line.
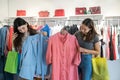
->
[79, 42, 100, 55]
[75, 32, 100, 55]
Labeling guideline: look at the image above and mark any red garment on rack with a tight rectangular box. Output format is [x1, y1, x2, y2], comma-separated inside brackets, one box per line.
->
[4, 29, 9, 56]
[112, 27, 117, 60]
[106, 27, 110, 59]
[8, 26, 13, 51]
[4, 26, 13, 56]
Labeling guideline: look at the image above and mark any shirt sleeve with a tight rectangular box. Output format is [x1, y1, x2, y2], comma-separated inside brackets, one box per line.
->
[42, 35, 48, 62]
[46, 37, 52, 65]
[93, 35, 99, 44]
[73, 37, 81, 66]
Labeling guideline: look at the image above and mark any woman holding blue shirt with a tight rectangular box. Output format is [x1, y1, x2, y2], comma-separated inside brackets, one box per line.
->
[13, 18, 48, 80]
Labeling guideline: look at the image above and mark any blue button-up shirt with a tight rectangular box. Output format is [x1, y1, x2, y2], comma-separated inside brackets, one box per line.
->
[19, 34, 48, 80]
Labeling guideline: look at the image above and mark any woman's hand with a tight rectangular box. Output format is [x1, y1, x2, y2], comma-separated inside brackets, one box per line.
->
[12, 32, 18, 40]
[79, 47, 87, 53]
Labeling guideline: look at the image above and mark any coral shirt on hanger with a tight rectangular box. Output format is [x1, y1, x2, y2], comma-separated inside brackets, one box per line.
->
[46, 32, 80, 80]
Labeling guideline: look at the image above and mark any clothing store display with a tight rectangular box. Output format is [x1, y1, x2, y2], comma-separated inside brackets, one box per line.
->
[16, 10, 26, 16]
[0, 4, 120, 80]
[54, 9, 65, 16]
[39, 11, 49, 17]
[75, 7, 87, 15]
[89, 6, 101, 14]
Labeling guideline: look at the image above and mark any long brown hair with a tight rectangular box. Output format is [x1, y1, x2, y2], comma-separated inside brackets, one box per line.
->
[13, 17, 37, 51]
[81, 18, 98, 42]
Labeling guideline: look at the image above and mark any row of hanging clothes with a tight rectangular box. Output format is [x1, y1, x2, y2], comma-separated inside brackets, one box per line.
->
[32, 24, 79, 38]
[0, 25, 16, 80]
[32, 19, 80, 37]
[36, 19, 120, 61]
[100, 25, 120, 60]
[0, 25, 48, 80]
[0, 20, 80, 80]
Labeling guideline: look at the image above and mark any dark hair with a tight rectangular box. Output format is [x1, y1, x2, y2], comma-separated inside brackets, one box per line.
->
[13, 17, 37, 51]
[81, 18, 98, 42]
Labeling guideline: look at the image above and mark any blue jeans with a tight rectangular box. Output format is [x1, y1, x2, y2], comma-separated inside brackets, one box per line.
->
[78, 54, 92, 80]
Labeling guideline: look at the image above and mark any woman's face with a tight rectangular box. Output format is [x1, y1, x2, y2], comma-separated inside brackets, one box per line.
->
[80, 24, 91, 34]
[17, 24, 28, 33]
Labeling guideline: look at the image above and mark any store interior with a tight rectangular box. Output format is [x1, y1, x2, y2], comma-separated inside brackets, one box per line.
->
[0, 0, 120, 80]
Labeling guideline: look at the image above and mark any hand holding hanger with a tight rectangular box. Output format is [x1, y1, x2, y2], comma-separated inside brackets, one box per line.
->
[12, 32, 18, 41]
[60, 26, 70, 34]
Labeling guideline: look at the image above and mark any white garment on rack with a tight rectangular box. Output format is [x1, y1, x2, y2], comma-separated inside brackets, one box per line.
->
[0, 26, 2, 29]
[50, 25, 64, 36]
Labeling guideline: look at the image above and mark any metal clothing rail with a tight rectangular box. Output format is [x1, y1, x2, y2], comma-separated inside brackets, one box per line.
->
[4, 19, 117, 22]
[2, 16, 120, 26]
[0, 21, 3, 26]
[105, 19, 120, 26]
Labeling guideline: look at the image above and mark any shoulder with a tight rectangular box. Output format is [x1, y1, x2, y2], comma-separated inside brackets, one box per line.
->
[74, 31, 82, 39]
[94, 34, 99, 40]
[93, 34, 100, 43]
[29, 33, 44, 40]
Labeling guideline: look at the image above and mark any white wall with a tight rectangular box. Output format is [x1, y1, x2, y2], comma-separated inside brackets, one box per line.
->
[0, 0, 8, 20]
[0, 0, 55, 21]
[50, 0, 120, 17]
[0, 0, 120, 21]
[107, 59, 120, 80]
[8, 0, 55, 17]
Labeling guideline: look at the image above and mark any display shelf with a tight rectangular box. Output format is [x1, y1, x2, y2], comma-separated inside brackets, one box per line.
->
[68, 14, 103, 25]
[38, 16, 68, 26]
[6, 16, 37, 25]
[69, 14, 103, 20]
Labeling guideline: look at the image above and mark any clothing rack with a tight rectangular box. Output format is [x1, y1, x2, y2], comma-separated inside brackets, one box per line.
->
[2, 16, 120, 26]
[0, 19, 116, 27]
[105, 17, 120, 26]
[0, 21, 3, 26]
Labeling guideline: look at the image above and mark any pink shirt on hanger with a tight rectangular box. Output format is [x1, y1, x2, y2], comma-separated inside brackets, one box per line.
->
[46, 32, 81, 80]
